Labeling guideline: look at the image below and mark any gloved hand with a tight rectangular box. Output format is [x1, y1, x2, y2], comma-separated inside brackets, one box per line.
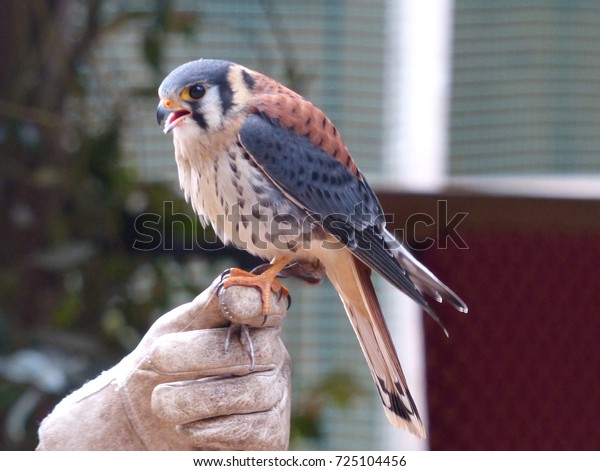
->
[36, 274, 291, 451]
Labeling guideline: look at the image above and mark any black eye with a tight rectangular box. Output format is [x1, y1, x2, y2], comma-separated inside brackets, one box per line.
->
[188, 84, 206, 100]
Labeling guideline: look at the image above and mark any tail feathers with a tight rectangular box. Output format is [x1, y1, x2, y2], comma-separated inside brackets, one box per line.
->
[323, 250, 426, 438]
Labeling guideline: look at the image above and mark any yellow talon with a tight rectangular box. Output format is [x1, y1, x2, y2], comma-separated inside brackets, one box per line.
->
[222, 256, 292, 315]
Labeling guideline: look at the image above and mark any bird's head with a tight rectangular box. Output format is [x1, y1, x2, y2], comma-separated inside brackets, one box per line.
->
[157, 59, 253, 135]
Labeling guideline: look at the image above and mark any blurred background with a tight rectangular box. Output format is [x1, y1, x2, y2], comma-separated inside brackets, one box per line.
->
[1, 0, 599, 451]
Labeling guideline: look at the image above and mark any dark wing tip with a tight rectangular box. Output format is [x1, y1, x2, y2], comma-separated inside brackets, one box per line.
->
[423, 302, 450, 337]
[438, 286, 469, 314]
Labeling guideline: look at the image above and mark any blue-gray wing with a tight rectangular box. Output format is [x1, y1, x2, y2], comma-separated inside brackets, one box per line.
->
[239, 112, 431, 310]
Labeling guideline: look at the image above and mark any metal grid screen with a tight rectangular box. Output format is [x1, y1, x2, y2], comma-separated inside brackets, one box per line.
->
[450, 1, 600, 175]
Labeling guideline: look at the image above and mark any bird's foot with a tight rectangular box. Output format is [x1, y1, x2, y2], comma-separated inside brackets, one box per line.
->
[222, 266, 290, 316]
[218, 256, 293, 369]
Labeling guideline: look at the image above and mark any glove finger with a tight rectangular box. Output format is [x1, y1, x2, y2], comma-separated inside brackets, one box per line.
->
[174, 391, 290, 451]
[218, 284, 287, 328]
[142, 277, 227, 344]
[149, 327, 285, 376]
[143, 272, 289, 344]
[151, 361, 289, 424]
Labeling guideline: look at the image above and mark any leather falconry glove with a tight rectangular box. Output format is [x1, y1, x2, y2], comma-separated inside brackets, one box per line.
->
[36, 273, 291, 450]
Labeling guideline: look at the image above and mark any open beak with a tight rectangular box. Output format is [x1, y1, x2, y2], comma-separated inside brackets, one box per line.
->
[156, 100, 191, 134]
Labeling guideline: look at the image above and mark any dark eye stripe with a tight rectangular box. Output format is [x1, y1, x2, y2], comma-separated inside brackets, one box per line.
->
[192, 112, 208, 130]
[219, 80, 234, 115]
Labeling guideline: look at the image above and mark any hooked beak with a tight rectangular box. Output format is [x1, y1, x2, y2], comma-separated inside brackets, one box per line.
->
[157, 99, 191, 134]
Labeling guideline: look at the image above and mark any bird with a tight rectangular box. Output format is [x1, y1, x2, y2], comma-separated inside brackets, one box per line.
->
[156, 59, 467, 438]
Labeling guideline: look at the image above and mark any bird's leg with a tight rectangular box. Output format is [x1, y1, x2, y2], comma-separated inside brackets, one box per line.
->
[222, 255, 293, 315]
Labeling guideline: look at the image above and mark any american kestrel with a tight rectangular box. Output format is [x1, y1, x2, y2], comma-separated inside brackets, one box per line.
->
[157, 59, 467, 438]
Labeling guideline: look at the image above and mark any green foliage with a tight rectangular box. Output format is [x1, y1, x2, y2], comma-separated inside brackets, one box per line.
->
[143, 0, 201, 74]
[290, 371, 366, 448]
[0, 0, 206, 449]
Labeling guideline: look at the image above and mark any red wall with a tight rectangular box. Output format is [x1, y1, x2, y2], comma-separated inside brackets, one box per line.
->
[421, 228, 600, 450]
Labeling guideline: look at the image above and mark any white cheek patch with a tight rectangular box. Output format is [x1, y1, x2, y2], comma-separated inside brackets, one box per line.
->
[200, 86, 224, 130]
